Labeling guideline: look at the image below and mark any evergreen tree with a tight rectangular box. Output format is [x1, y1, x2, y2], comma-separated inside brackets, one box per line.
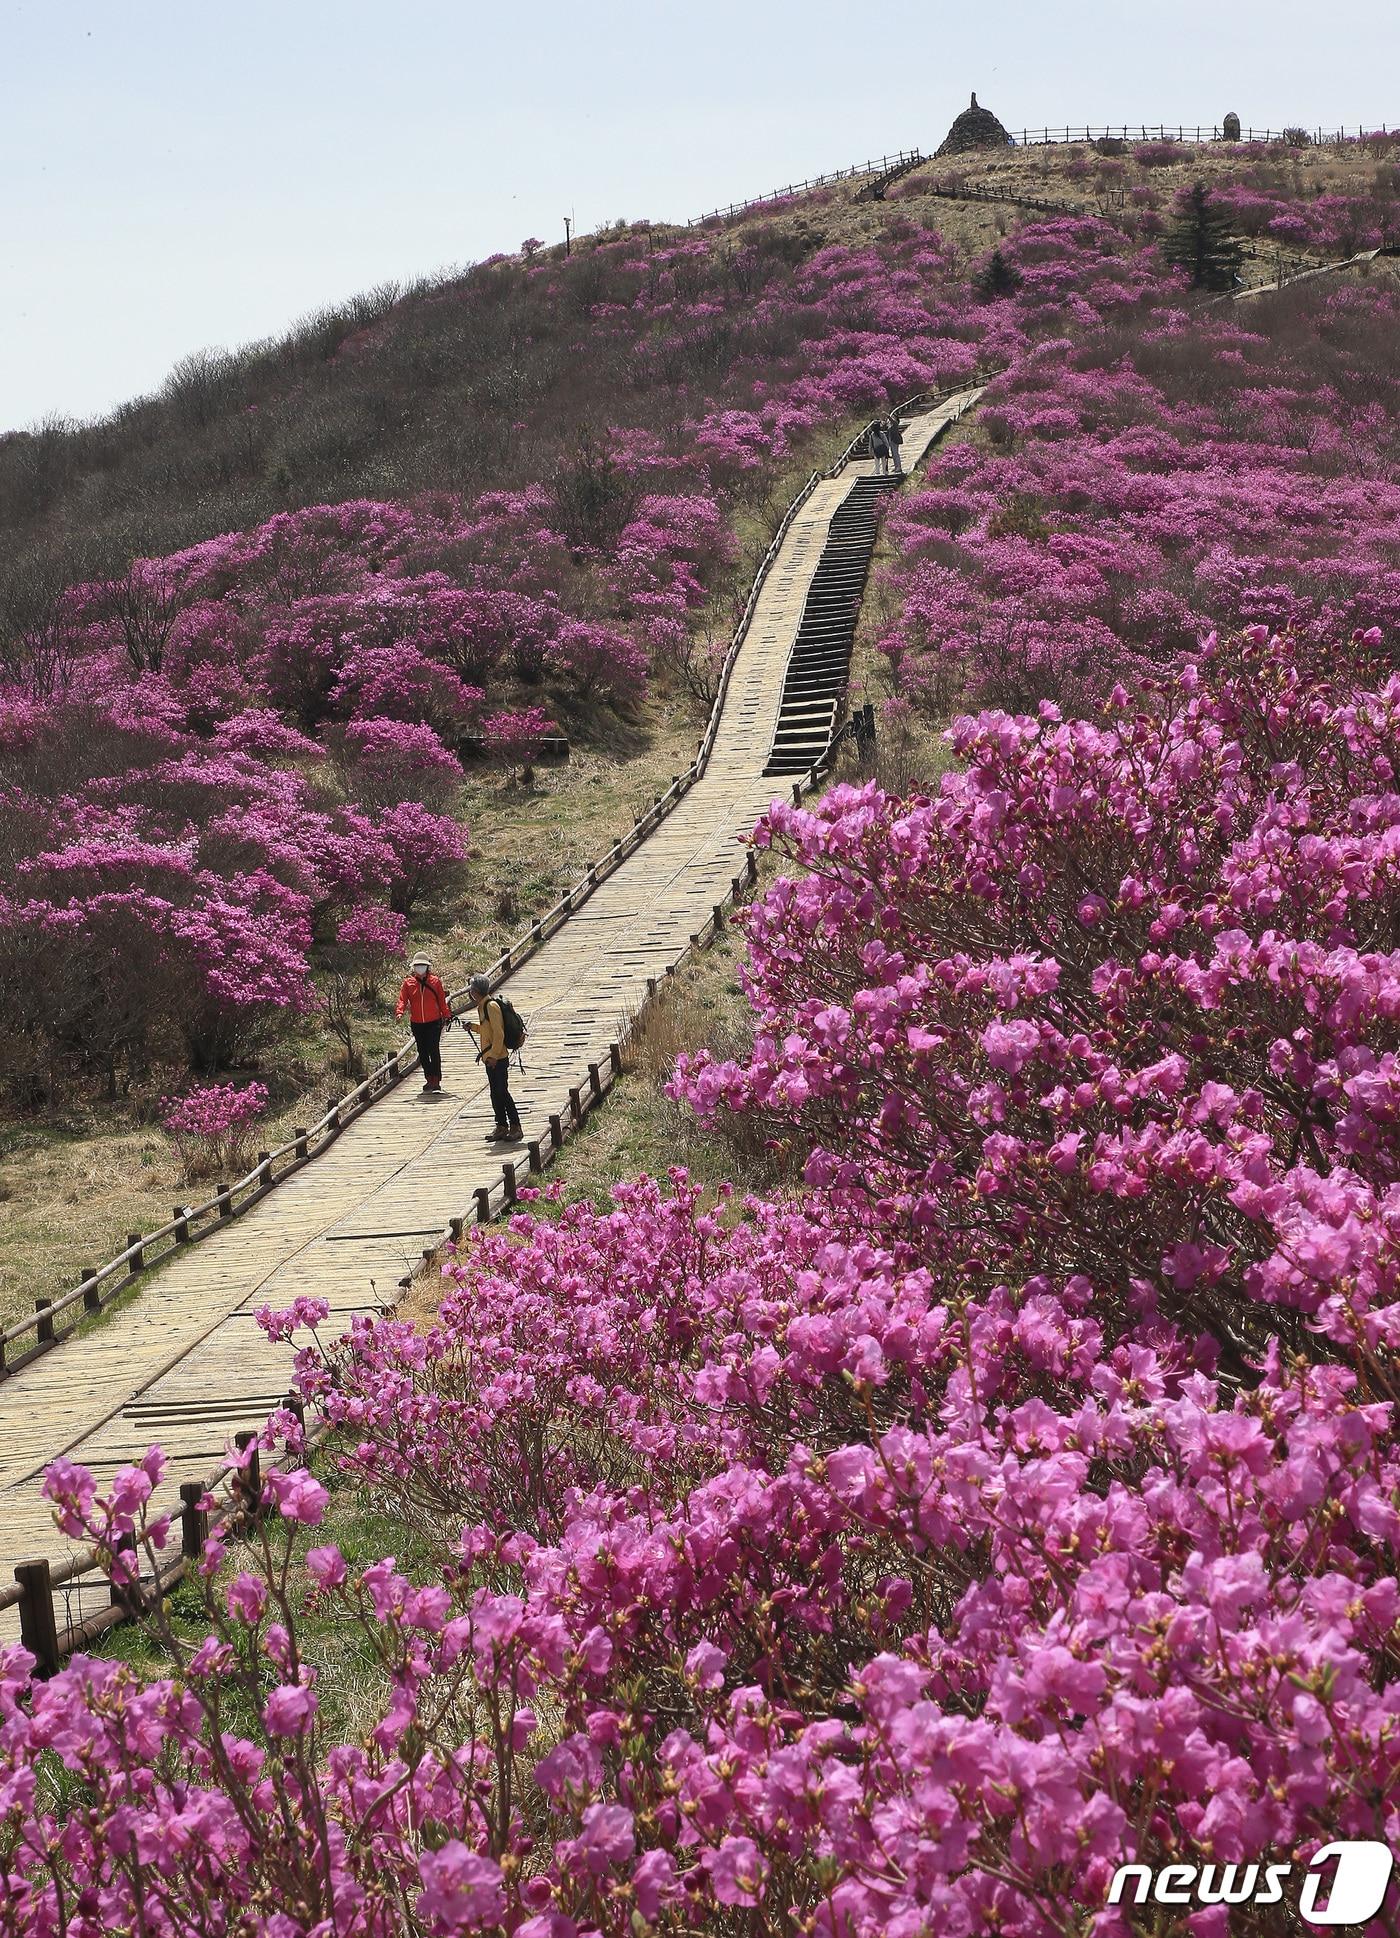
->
[974, 247, 1021, 301]
[1162, 183, 1246, 291]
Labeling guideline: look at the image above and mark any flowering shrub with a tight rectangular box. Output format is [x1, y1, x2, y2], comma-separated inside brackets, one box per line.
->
[160, 1079, 269, 1179]
[12, 623, 1400, 1934]
[335, 905, 408, 998]
[339, 716, 464, 811]
[1132, 139, 1185, 167]
[480, 707, 556, 782]
[2, 185, 1199, 1107]
[11, 156, 1400, 1937]
[879, 272, 1400, 716]
[379, 799, 470, 917]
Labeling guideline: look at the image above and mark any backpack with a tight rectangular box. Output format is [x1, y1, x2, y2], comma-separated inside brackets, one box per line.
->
[496, 996, 527, 1051]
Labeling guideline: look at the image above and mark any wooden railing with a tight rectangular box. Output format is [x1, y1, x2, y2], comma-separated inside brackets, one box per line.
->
[922, 178, 1086, 219]
[680, 127, 1396, 237]
[688, 150, 924, 226]
[2, 1405, 332, 1676]
[0, 1055, 410, 1378]
[854, 152, 927, 203]
[1007, 124, 1393, 148]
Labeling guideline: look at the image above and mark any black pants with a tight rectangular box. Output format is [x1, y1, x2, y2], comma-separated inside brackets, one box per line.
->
[487, 1056, 521, 1131]
[412, 1020, 444, 1083]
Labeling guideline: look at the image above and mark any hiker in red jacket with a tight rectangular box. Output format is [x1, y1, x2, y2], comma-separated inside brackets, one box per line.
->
[395, 953, 453, 1091]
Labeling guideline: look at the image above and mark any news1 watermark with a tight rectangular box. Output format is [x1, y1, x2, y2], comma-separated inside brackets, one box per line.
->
[1108, 1844, 1395, 1924]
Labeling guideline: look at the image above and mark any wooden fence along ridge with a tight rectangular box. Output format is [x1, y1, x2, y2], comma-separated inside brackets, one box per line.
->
[1005, 124, 1392, 148]
[688, 150, 924, 226]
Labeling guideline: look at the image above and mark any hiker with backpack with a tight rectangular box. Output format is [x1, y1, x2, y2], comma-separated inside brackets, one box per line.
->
[885, 413, 903, 478]
[395, 954, 453, 1092]
[465, 973, 524, 1142]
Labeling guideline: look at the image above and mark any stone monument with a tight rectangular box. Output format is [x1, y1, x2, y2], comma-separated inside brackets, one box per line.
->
[936, 92, 1014, 158]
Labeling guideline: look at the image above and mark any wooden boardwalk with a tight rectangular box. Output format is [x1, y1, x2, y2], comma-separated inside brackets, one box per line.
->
[0, 394, 978, 1627]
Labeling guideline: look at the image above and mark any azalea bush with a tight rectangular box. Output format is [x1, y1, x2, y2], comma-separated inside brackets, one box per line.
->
[480, 707, 556, 784]
[160, 1079, 269, 1180]
[879, 264, 1400, 717]
[10, 623, 1400, 1934]
[335, 905, 409, 999]
[9, 155, 1400, 1938]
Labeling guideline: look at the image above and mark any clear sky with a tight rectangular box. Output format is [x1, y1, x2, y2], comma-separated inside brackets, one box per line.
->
[2, 0, 1395, 431]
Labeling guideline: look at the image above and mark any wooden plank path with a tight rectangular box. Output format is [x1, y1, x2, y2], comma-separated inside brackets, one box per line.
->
[0, 391, 979, 1632]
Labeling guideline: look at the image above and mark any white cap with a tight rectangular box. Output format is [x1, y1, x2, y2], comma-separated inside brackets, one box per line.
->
[410, 953, 431, 969]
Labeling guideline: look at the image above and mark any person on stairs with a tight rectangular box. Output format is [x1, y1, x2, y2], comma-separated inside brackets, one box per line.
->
[869, 420, 892, 476]
[465, 973, 523, 1142]
[885, 413, 903, 478]
[395, 953, 453, 1092]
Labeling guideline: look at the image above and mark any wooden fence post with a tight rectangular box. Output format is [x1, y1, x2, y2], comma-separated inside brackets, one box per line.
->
[548, 1113, 564, 1152]
[81, 1267, 100, 1312]
[180, 1481, 208, 1559]
[234, 1431, 262, 1517]
[127, 1235, 143, 1277]
[588, 1063, 603, 1102]
[216, 1185, 232, 1219]
[474, 1186, 491, 1224]
[609, 1042, 623, 1076]
[502, 1163, 518, 1206]
[294, 1127, 309, 1159]
[111, 1531, 140, 1611]
[15, 1559, 60, 1678]
[35, 1298, 53, 1343]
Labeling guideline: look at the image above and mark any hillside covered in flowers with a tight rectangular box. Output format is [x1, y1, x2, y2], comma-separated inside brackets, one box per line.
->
[5, 132, 1400, 1934]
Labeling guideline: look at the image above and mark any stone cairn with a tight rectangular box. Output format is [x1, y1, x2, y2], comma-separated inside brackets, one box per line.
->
[936, 92, 1013, 159]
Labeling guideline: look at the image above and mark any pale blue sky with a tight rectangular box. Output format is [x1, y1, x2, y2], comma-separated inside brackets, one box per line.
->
[1, 0, 1395, 430]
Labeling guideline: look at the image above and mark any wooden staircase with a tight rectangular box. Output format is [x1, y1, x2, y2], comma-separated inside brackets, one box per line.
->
[763, 472, 897, 776]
